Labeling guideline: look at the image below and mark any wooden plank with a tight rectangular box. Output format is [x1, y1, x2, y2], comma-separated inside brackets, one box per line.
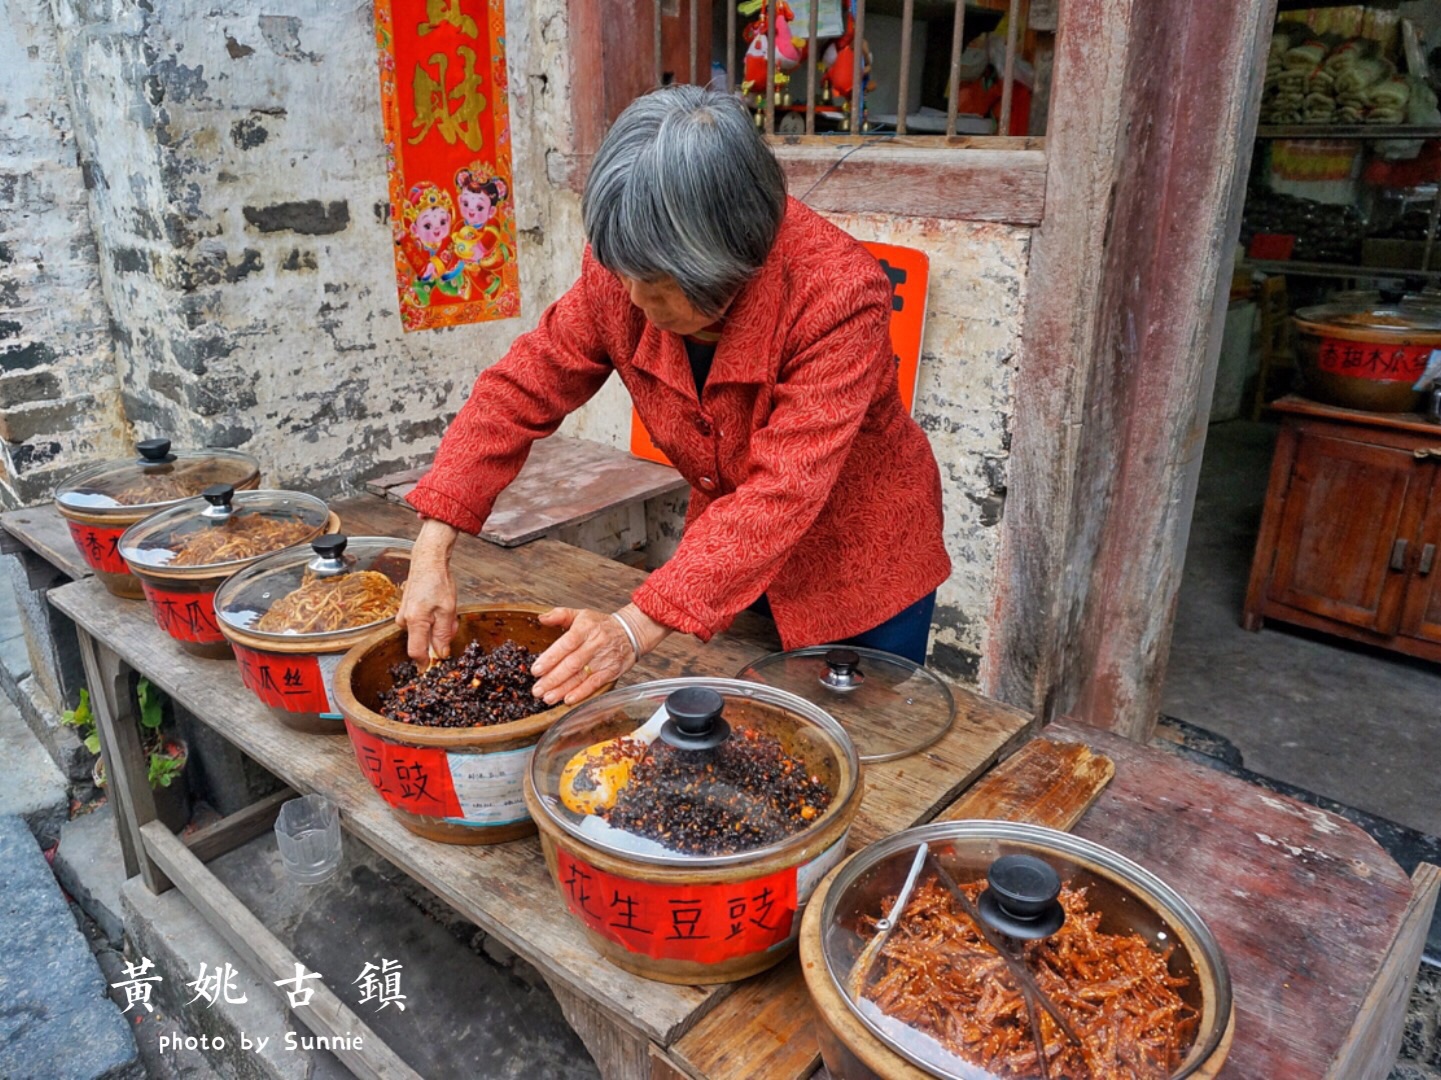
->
[663, 737, 1100, 1080]
[51, 497, 1031, 1055]
[776, 146, 1047, 225]
[359, 436, 688, 547]
[140, 822, 421, 1080]
[991, 0, 1276, 738]
[0, 505, 91, 580]
[75, 628, 161, 890]
[364, 466, 427, 500]
[544, 975, 656, 1080]
[1327, 863, 1441, 1080]
[183, 787, 296, 864]
[1047, 720, 1418, 1079]
[934, 737, 1113, 828]
[1270, 394, 1441, 439]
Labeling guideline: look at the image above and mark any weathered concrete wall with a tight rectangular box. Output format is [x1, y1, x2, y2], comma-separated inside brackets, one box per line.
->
[8, 0, 1026, 682]
[42, 0, 581, 497]
[0, 0, 129, 508]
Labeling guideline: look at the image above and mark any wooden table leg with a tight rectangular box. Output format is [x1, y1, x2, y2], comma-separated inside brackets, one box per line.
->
[543, 974, 658, 1080]
[75, 626, 170, 893]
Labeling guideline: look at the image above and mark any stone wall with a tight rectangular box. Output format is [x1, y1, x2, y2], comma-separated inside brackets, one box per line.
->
[0, 0, 128, 507]
[1, 0, 1029, 681]
[35, 0, 581, 498]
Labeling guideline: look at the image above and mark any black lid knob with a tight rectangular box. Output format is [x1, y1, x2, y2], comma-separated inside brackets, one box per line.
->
[136, 438, 175, 465]
[977, 854, 1065, 941]
[825, 647, 859, 675]
[312, 534, 348, 559]
[659, 686, 731, 751]
[201, 483, 235, 507]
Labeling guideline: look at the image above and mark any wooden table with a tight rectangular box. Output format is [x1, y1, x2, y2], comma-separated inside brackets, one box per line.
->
[49, 495, 1033, 1080]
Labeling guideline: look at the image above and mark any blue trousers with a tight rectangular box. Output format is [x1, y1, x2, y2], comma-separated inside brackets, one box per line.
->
[752, 591, 937, 665]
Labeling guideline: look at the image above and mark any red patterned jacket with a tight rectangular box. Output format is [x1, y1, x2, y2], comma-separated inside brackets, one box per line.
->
[407, 198, 951, 647]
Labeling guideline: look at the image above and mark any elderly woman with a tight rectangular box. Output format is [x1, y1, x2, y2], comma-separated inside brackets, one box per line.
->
[398, 85, 950, 706]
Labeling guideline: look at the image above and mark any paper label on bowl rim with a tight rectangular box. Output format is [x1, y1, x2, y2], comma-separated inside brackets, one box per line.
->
[554, 850, 805, 966]
[232, 644, 334, 714]
[1314, 337, 1433, 383]
[345, 722, 534, 826]
[66, 520, 129, 575]
[139, 581, 225, 643]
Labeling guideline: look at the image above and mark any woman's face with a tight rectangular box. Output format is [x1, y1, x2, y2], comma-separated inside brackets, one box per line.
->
[619, 275, 715, 335]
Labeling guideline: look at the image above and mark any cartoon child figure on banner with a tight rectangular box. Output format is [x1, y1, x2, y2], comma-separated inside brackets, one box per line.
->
[451, 162, 513, 300]
[396, 181, 462, 307]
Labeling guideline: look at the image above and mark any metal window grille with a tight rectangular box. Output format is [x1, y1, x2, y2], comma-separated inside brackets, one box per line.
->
[655, 0, 1044, 142]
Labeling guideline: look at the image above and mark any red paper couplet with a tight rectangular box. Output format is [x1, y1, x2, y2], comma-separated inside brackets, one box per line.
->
[140, 582, 225, 644]
[1315, 337, 1435, 383]
[345, 721, 463, 820]
[554, 849, 801, 965]
[373, 0, 519, 331]
[232, 645, 331, 714]
[66, 521, 129, 575]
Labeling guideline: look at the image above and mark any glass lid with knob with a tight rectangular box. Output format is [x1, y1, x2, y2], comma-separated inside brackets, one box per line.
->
[119, 484, 330, 575]
[214, 534, 413, 641]
[55, 439, 260, 517]
[819, 820, 1232, 1080]
[734, 646, 955, 762]
[528, 678, 861, 868]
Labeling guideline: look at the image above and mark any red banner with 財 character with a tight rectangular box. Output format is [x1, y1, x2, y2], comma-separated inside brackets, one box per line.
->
[374, 0, 519, 331]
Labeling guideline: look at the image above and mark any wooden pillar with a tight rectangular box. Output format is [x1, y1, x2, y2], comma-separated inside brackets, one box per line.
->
[989, 0, 1277, 738]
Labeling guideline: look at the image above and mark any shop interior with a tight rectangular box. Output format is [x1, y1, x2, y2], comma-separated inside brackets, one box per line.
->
[1164, 0, 1441, 944]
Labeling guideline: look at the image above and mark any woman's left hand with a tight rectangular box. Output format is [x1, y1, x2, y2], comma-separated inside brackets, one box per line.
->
[531, 608, 639, 705]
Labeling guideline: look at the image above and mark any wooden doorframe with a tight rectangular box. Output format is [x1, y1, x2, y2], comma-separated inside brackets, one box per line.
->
[987, 0, 1279, 739]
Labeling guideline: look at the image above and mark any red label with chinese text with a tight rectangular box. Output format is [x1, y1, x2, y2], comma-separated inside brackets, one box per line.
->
[554, 849, 800, 965]
[66, 521, 129, 575]
[140, 581, 225, 643]
[233, 645, 330, 714]
[346, 721, 463, 819]
[1315, 337, 1435, 383]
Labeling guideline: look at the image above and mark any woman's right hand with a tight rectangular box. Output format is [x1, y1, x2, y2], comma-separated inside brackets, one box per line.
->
[396, 518, 461, 665]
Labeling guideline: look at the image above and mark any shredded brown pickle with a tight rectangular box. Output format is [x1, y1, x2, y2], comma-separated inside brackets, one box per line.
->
[255, 570, 402, 634]
[105, 474, 197, 506]
[860, 880, 1197, 1080]
[169, 514, 316, 567]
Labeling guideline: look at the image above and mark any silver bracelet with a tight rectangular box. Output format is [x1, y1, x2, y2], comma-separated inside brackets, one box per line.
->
[611, 611, 642, 660]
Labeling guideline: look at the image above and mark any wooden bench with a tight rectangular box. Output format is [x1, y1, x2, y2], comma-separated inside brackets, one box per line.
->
[53, 493, 1033, 1080]
[651, 725, 1439, 1080]
[366, 434, 689, 565]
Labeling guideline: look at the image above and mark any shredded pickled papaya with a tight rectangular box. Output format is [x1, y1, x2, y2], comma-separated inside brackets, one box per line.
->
[860, 880, 1197, 1080]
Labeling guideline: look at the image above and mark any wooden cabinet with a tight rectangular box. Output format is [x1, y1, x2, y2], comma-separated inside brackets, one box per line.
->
[1245, 396, 1441, 661]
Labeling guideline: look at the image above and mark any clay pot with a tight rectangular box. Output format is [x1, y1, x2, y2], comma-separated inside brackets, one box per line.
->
[525, 678, 862, 984]
[799, 821, 1233, 1079]
[1293, 303, 1441, 413]
[55, 440, 260, 599]
[215, 535, 412, 733]
[121, 487, 337, 659]
[333, 604, 613, 845]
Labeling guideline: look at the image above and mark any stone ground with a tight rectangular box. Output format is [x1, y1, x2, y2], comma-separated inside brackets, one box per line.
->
[1163, 418, 1441, 1079]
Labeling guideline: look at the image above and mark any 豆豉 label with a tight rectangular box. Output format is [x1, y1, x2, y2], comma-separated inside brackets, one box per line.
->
[554, 849, 818, 965]
[345, 721, 534, 827]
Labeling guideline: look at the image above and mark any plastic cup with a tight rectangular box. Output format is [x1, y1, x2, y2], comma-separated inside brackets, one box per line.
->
[274, 794, 342, 884]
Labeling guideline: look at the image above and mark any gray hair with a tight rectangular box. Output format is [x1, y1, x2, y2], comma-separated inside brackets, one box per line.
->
[583, 85, 788, 317]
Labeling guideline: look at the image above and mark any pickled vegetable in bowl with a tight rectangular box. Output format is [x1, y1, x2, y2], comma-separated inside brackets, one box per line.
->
[812, 822, 1232, 1080]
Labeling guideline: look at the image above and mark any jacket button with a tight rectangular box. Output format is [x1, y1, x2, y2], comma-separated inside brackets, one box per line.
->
[696, 416, 713, 436]
[697, 476, 716, 492]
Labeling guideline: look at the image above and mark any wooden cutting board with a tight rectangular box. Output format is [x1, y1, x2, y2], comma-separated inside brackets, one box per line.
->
[651, 738, 1116, 1080]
